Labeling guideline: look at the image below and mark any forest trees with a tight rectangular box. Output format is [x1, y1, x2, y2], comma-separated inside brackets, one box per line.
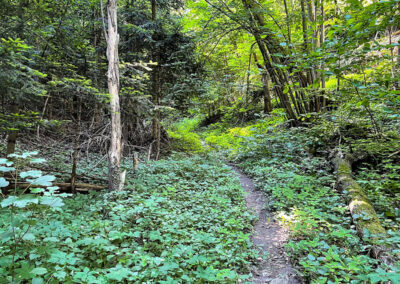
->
[185, 0, 400, 123]
[0, 0, 204, 188]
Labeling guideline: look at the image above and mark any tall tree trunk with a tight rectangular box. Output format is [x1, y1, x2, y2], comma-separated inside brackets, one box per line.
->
[300, 0, 308, 52]
[71, 97, 82, 194]
[283, 0, 291, 47]
[320, 0, 326, 109]
[307, 0, 317, 85]
[151, 0, 161, 160]
[262, 72, 272, 114]
[253, 53, 272, 114]
[241, 0, 297, 120]
[106, 0, 122, 191]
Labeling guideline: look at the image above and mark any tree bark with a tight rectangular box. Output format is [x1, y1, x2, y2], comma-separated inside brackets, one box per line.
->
[6, 104, 19, 156]
[253, 53, 272, 114]
[71, 97, 82, 194]
[300, 0, 309, 52]
[6, 131, 18, 156]
[106, 0, 123, 191]
[262, 72, 272, 114]
[282, 0, 291, 47]
[241, 0, 297, 120]
[320, 0, 326, 109]
[151, 0, 161, 160]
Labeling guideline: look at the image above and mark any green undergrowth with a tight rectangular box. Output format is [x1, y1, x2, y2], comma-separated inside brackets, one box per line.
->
[202, 118, 400, 283]
[167, 117, 205, 153]
[203, 109, 286, 156]
[0, 155, 257, 283]
[356, 157, 400, 231]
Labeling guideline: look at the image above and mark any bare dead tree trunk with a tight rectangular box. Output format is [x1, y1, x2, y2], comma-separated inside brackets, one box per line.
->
[36, 95, 50, 139]
[106, 0, 123, 191]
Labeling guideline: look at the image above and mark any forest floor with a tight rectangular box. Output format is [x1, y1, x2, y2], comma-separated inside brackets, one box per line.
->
[232, 165, 301, 284]
[2, 120, 400, 282]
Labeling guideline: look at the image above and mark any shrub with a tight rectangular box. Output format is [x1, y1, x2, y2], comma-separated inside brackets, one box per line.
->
[168, 117, 205, 153]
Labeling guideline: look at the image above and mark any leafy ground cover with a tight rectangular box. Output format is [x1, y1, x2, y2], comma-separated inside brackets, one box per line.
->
[201, 116, 400, 283]
[0, 154, 257, 283]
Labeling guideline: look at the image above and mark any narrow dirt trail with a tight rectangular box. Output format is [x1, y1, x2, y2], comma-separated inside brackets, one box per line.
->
[231, 166, 301, 284]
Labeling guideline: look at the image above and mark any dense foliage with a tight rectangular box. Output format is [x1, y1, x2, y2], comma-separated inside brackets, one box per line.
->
[1, 0, 400, 282]
[0, 155, 258, 283]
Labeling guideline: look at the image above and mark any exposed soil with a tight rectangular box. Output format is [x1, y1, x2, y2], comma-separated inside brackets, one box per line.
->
[231, 166, 302, 284]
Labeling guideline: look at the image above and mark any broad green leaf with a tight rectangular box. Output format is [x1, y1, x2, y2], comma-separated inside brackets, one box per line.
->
[32, 278, 44, 284]
[0, 177, 9, 188]
[39, 196, 64, 208]
[22, 233, 36, 241]
[54, 271, 67, 280]
[0, 166, 15, 172]
[31, 267, 47, 275]
[15, 262, 34, 280]
[29, 175, 55, 186]
[1, 231, 13, 243]
[20, 170, 42, 179]
[1, 196, 17, 207]
[13, 195, 39, 208]
[106, 267, 131, 281]
[0, 158, 13, 166]
[30, 188, 44, 193]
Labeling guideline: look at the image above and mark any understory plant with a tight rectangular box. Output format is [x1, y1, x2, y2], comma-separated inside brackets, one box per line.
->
[0, 151, 67, 283]
[1, 154, 257, 283]
[208, 122, 400, 283]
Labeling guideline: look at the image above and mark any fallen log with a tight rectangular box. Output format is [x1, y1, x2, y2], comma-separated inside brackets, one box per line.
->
[332, 149, 392, 263]
[29, 164, 108, 183]
[4, 182, 105, 192]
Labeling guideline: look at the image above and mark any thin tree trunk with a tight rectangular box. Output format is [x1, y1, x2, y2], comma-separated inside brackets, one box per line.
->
[6, 132, 18, 156]
[106, 0, 123, 191]
[320, 0, 326, 109]
[6, 104, 18, 156]
[283, 0, 291, 47]
[151, 0, 161, 160]
[71, 97, 82, 194]
[307, 0, 317, 84]
[389, 28, 397, 90]
[253, 53, 272, 114]
[36, 95, 50, 139]
[300, 0, 308, 52]
[262, 72, 272, 114]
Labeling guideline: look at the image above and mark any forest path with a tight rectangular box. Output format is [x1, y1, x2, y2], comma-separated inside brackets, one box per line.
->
[231, 166, 301, 284]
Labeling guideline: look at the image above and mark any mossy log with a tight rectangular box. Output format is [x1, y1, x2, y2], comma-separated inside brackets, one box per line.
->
[333, 150, 392, 262]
